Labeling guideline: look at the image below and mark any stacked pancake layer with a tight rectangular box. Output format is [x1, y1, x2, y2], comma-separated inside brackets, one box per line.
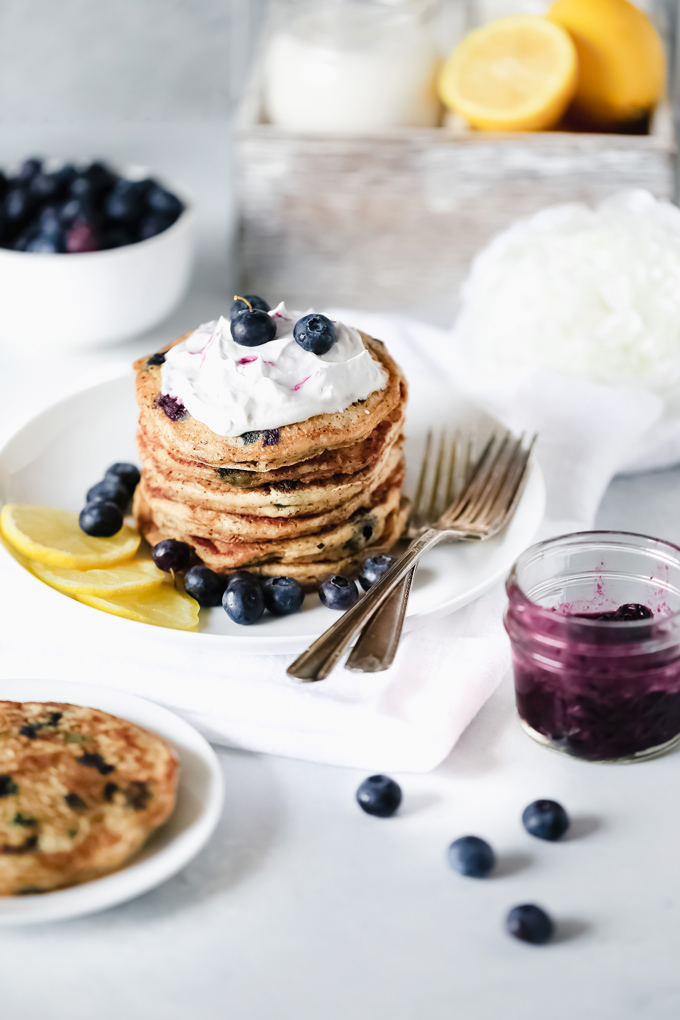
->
[133, 333, 408, 588]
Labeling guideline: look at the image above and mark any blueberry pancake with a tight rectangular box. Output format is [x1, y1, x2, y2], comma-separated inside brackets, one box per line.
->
[133, 302, 408, 587]
[0, 701, 178, 896]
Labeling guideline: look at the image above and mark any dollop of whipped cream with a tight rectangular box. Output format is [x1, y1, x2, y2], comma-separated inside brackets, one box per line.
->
[159, 302, 388, 437]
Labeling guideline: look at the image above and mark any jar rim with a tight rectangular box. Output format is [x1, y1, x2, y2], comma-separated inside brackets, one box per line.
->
[506, 530, 680, 629]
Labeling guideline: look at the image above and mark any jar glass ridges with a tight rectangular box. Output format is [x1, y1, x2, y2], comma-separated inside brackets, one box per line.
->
[504, 531, 680, 763]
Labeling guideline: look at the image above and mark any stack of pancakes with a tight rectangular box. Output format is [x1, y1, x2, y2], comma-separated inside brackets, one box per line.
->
[133, 332, 408, 588]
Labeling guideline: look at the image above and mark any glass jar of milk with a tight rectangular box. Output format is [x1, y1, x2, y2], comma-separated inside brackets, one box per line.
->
[263, 0, 442, 133]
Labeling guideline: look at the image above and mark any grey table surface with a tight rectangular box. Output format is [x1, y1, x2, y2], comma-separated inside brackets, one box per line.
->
[1, 124, 680, 1020]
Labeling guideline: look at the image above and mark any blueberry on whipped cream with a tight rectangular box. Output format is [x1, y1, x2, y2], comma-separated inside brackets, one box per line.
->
[159, 301, 388, 438]
[293, 313, 337, 356]
[230, 295, 277, 347]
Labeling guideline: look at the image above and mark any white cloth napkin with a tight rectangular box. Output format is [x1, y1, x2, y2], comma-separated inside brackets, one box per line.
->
[2, 310, 679, 772]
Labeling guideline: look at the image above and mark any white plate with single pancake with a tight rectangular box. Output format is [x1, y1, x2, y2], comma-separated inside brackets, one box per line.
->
[0, 680, 224, 926]
[0, 373, 545, 654]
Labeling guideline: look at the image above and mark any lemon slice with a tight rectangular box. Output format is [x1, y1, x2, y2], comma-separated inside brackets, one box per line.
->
[439, 15, 579, 131]
[32, 559, 164, 597]
[72, 585, 200, 631]
[0, 504, 140, 569]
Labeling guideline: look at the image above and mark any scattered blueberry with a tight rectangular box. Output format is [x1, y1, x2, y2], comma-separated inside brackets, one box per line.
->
[104, 462, 140, 495]
[184, 566, 227, 608]
[522, 800, 570, 842]
[223, 576, 265, 625]
[262, 576, 305, 616]
[79, 501, 123, 538]
[293, 313, 337, 356]
[356, 775, 402, 817]
[448, 836, 496, 878]
[230, 294, 270, 321]
[319, 574, 359, 610]
[151, 539, 192, 573]
[231, 307, 277, 347]
[86, 478, 129, 510]
[505, 904, 554, 945]
[359, 554, 395, 591]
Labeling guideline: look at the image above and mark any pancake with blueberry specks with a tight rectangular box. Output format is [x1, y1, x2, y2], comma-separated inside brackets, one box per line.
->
[0, 702, 178, 896]
[132, 302, 408, 589]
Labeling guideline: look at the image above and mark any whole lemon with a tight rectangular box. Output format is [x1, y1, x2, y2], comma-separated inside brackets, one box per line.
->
[549, 0, 666, 128]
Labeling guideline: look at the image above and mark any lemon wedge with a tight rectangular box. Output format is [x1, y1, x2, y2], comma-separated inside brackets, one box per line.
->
[439, 15, 579, 131]
[31, 559, 164, 597]
[72, 585, 199, 631]
[0, 504, 140, 569]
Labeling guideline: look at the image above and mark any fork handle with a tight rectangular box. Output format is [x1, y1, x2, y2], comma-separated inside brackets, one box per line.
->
[344, 568, 415, 673]
[287, 528, 444, 682]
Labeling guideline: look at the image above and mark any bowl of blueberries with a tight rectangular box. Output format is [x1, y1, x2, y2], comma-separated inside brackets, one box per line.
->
[0, 157, 194, 349]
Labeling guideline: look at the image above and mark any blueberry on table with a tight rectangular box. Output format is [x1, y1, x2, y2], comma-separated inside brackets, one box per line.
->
[79, 501, 123, 538]
[356, 775, 402, 817]
[86, 479, 130, 510]
[230, 294, 270, 321]
[262, 576, 305, 616]
[230, 303, 277, 347]
[448, 835, 496, 878]
[184, 566, 227, 608]
[319, 574, 359, 610]
[505, 904, 554, 945]
[151, 539, 192, 573]
[293, 313, 337, 356]
[104, 462, 141, 495]
[223, 576, 265, 625]
[359, 554, 395, 591]
[522, 800, 570, 842]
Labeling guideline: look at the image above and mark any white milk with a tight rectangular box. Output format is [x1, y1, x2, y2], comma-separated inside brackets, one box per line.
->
[263, 2, 441, 133]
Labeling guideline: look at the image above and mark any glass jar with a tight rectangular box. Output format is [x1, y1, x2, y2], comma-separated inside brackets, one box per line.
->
[263, 0, 442, 133]
[504, 531, 680, 763]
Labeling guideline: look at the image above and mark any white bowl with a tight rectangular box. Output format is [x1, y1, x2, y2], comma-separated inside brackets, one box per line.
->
[0, 167, 195, 351]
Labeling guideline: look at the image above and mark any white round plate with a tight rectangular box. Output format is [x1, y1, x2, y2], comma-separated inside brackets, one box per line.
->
[0, 374, 545, 653]
[0, 679, 224, 926]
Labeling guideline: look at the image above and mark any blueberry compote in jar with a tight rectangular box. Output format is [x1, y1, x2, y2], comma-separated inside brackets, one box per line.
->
[504, 532, 680, 763]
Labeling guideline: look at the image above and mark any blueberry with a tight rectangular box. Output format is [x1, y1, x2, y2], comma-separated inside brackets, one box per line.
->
[4, 187, 35, 223]
[29, 171, 61, 202]
[448, 836, 495, 878]
[101, 225, 135, 249]
[12, 226, 39, 251]
[226, 570, 261, 588]
[359, 554, 395, 591]
[138, 212, 174, 241]
[356, 775, 402, 817]
[38, 206, 61, 233]
[614, 603, 653, 621]
[223, 576, 265, 625]
[319, 574, 359, 610]
[184, 566, 227, 608]
[151, 539, 192, 573]
[505, 904, 554, 945]
[104, 462, 140, 495]
[18, 157, 42, 182]
[522, 800, 570, 842]
[147, 351, 166, 367]
[26, 233, 64, 253]
[231, 308, 277, 347]
[146, 184, 183, 219]
[230, 294, 270, 321]
[262, 576, 305, 616]
[79, 501, 123, 538]
[59, 196, 95, 227]
[86, 479, 129, 510]
[66, 222, 99, 253]
[104, 183, 143, 223]
[156, 393, 187, 421]
[293, 313, 337, 356]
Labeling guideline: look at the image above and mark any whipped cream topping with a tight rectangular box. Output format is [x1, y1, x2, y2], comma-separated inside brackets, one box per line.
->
[159, 302, 388, 437]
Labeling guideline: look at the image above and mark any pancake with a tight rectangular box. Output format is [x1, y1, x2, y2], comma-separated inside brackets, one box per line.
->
[134, 334, 406, 471]
[0, 701, 178, 896]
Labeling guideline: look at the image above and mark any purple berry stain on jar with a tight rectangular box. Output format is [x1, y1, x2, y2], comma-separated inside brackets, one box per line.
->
[505, 532, 680, 763]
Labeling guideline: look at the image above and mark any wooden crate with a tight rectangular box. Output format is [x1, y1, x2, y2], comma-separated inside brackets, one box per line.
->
[236, 22, 677, 325]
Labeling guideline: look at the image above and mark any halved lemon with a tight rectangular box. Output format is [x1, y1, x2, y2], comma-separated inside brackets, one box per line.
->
[72, 585, 200, 631]
[0, 504, 140, 569]
[439, 15, 579, 131]
[32, 559, 164, 597]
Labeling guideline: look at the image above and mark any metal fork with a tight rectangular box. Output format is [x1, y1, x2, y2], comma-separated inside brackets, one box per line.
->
[287, 429, 536, 683]
[345, 428, 478, 673]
